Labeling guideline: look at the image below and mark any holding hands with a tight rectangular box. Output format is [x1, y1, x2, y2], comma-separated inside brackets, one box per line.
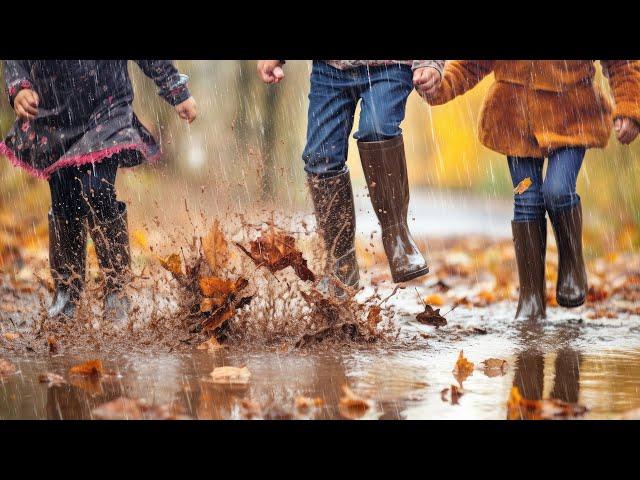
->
[413, 66, 441, 97]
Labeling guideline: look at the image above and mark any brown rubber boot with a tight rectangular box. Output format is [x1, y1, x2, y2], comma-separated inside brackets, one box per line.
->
[358, 135, 428, 283]
[548, 202, 588, 308]
[512, 220, 547, 320]
[307, 170, 359, 296]
[47, 210, 87, 319]
[88, 201, 131, 324]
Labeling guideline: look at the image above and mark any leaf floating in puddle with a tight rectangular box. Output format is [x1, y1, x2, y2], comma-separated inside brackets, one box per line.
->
[453, 350, 474, 385]
[197, 336, 224, 352]
[0, 358, 16, 377]
[507, 386, 588, 420]
[235, 229, 315, 282]
[38, 372, 66, 386]
[416, 304, 447, 328]
[481, 358, 508, 377]
[69, 359, 103, 377]
[295, 396, 324, 412]
[339, 385, 371, 419]
[210, 366, 251, 385]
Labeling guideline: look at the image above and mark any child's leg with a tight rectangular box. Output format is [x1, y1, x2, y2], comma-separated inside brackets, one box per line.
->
[506, 156, 545, 222]
[79, 158, 131, 321]
[355, 65, 428, 283]
[507, 156, 547, 320]
[46, 168, 88, 318]
[543, 147, 588, 307]
[303, 61, 360, 292]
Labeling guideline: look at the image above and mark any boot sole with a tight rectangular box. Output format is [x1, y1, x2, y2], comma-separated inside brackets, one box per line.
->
[392, 266, 430, 283]
[556, 295, 586, 308]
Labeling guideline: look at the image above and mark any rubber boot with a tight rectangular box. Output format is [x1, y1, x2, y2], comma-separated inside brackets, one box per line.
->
[307, 170, 359, 297]
[358, 135, 428, 283]
[88, 201, 131, 325]
[47, 211, 87, 319]
[548, 202, 588, 308]
[512, 219, 547, 320]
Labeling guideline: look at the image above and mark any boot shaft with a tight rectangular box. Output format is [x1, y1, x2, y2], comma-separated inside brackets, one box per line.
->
[48, 210, 87, 291]
[358, 135, 410, 228]
[88, 201, 131, 292]
[512, 220, 547, 319]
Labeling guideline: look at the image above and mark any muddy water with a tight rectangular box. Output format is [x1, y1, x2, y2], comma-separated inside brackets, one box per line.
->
[3, 300, 640, 420]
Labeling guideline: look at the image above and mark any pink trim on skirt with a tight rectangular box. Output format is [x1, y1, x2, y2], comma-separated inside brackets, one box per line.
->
[0, 142, 161, 180]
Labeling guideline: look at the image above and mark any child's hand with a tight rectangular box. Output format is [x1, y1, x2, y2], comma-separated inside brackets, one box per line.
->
[257, 60, 285, 84]
[13, 89, 39, 121]
[413, 67, 441, 96]
[614, 117, 639, 145]
[175, 97, 197, 123]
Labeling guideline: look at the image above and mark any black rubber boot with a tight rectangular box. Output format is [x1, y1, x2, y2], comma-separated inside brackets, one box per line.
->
[88, 201, 131, 325]
[307, 170, 359, 297]
[47, 210, 87, 319]
[512, 219, 547, 320]
[548, 202, 588, 308]
[358, 135, 429, 283]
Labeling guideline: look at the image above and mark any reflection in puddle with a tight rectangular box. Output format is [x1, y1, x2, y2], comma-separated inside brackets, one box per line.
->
[2, 310, 640, 419]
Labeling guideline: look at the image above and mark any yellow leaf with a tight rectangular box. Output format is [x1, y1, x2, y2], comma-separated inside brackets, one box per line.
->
[513, 177, 533, 195]
[424, 294, 445, 306]
[452, 350, 474, 385]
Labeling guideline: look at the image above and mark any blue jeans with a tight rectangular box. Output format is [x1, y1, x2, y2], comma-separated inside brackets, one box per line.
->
[302, 60, 413, 177]
[508, 147, 585, 222]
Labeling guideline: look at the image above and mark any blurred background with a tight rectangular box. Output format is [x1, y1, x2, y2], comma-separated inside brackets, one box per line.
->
[1, 60, 639, 261]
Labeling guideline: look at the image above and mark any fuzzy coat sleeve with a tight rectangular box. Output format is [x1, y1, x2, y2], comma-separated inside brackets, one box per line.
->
[422, 60, 495, 105]
[134, 60, 192, 106]
[602, 60, 640, 125]
[3, 60, 34, 108]
[412, 60, 446, 76]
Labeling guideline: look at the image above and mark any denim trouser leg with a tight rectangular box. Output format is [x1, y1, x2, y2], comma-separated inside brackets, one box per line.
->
[355, 64, 413, 142]
[302, 62, 359, 177]
[541, 147, 585, 212]
[507, 147, 585, 222]
[507, 156, 546, 222]
[302, 62, 413, 176]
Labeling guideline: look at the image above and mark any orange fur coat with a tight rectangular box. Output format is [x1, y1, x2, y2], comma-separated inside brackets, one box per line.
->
[425, 60, 640, 158]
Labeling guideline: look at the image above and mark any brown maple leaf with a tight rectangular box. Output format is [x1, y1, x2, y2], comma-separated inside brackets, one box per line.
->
[416, 304, 447, 328]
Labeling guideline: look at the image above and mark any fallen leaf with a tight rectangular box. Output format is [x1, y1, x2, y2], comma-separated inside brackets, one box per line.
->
[416, 304, 447, 328]
[131, 229, 149, 250]
[0, 358, 16, 377]
[199, 276, 247, 299]
[3, 332, 20, 341]
[473, 289, 496, 306]
[295, 396, 324, 411]
[69, 359, 103, 377]
[513, 177, 533, 195]
[367, 306, 382, 333]
[481, 358, 508, 377]
[210, 366, 251, 385]
[197, 337, 224, 352]
[38, 372, 66, 386]
[507, 386, 588, 420]
[587, 286, 609, 303]
[453, 350, 474, 385]
[424, 294, 445, 306]
[339, 385, 371, 419]
[159, 253, 183, 278]
[202, 219, 229, 274]
[235, 230, 315, 282]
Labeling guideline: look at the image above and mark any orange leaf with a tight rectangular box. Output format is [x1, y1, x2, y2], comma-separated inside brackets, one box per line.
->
[295, 396, 324, 411]
[507, 386, 588, 420]
[339, 385, 371, 419]
[159, 253, 183, 278]
[69, 359, 103, 377]
[424, 294, 445, 306]
[453, 350, 474, 385]
[513, 177, 533, 195]
[235, 230, 315, 282]
[202, 219, 229, 274]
